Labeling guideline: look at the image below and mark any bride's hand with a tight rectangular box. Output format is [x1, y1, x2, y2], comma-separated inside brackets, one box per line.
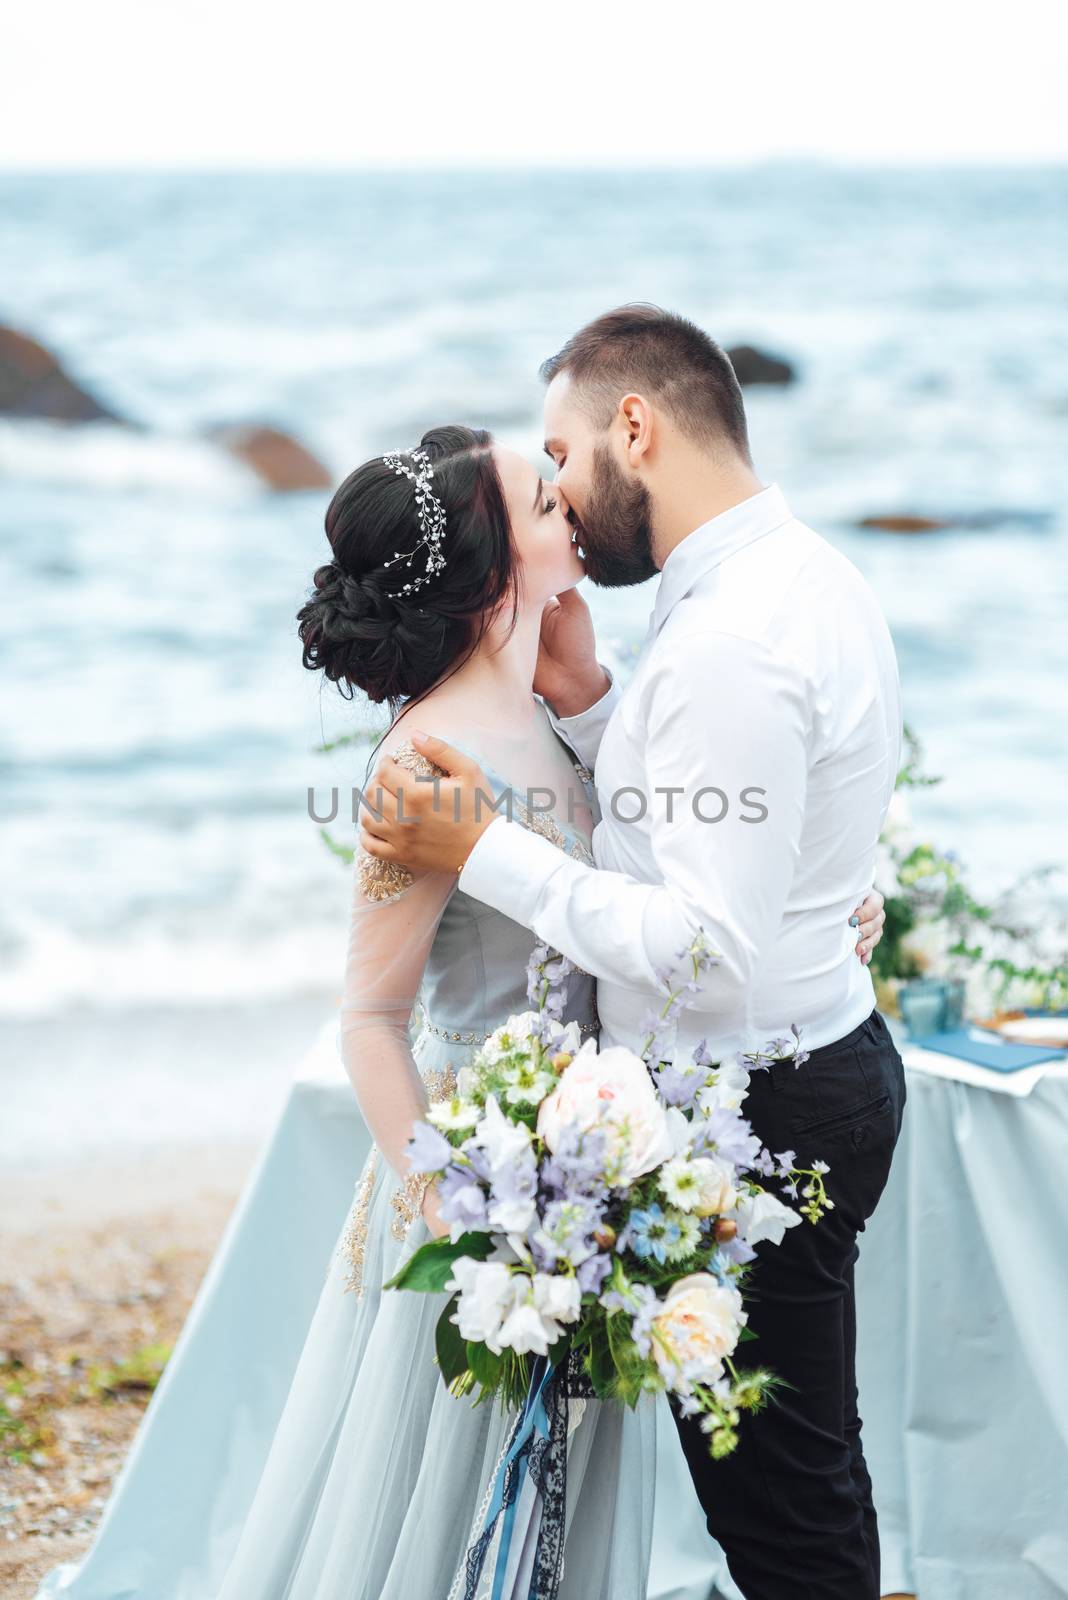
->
[420, 1180, 451, 1240]
[534, 589, 610, 718]
[851, 888, 886, 965]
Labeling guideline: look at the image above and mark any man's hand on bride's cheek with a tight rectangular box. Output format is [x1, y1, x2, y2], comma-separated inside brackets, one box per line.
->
[359, 733, 496, 875]
[850, 888, 886, 965]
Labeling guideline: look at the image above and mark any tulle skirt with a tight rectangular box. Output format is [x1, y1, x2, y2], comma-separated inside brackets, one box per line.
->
[215, 1142, 657, 1600]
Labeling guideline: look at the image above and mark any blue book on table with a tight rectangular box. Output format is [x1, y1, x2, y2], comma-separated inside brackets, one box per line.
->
[910, 1026, 1068, 1073]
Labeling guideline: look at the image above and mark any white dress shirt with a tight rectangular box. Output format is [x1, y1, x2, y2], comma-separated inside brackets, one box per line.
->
[459, 483, 902, 1062]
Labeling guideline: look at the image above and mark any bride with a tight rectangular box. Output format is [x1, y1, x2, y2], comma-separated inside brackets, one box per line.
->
[215, 425, 883, 1599]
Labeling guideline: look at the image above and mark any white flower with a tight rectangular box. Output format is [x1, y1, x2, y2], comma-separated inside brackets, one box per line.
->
[494, 1271, 582, 1356]
[696, 1059, 750, 1115]
[532, 1272, 582, 1332]
[537, 1040, 673, 1186]
[735, 1189, 802, 1247]
[650, 1273, 745, 1394]
[658, 1157, 701, 1209]
[497, 1299, 553, 1355]
[658, 1154, 737, 1216]
[426, 1095, 481, 1133]
[446, 1258, 514, 1353]
[664, 1106, 695, 1154]
[472, 1095, 532, 1169]
[486, 1184, 538, 1237]
[481, 1011, 542, 1064]
[693, 1156, 739, 1216]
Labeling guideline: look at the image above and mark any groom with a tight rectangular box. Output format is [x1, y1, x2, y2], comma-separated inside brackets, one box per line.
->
[360, 304, 907, 1600]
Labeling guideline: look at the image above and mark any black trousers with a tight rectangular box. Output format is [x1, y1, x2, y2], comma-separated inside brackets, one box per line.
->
[671, 1007, 907, 1600]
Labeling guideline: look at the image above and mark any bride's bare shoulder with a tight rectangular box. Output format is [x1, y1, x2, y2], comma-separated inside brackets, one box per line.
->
[377, 696, 469, 778]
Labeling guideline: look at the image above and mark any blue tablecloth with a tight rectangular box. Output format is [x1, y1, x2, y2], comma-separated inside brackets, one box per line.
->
[33, 1023, 1068, 1599]
[855, 1065, 1068, 1598]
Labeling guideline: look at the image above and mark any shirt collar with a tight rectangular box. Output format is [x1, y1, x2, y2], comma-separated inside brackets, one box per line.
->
[650, 482, 793, 637]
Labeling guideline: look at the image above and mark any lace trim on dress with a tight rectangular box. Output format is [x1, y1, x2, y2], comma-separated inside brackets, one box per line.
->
[356, 744, 448, 902]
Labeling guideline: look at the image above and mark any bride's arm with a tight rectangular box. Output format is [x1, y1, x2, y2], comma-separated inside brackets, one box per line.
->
[337, 846, 455, 1183]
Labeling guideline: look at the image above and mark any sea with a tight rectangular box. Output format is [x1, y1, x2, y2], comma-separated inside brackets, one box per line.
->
[2, 166, 1066, 1165]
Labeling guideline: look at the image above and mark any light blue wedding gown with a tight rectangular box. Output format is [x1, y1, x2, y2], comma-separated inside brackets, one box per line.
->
[33, 714, 729, 1600]
[213, 731, 659, 1600]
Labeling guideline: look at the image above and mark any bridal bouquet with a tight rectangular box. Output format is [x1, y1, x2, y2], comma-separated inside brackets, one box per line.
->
[387, 933, 831, 1461]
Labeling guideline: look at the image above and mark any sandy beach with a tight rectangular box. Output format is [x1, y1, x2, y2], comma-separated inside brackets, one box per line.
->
[0, 1143, 258, 1599]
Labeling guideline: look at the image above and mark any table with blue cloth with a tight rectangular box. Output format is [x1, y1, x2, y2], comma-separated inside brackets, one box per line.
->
[32, 1022, 1068, 1600]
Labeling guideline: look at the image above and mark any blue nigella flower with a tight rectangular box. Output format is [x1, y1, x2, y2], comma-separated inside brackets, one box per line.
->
[627, 1203, 682, 1265]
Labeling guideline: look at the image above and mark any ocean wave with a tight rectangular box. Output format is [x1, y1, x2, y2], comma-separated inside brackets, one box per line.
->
[0, 418, 263, 497]
[0, 916, 343, 1019]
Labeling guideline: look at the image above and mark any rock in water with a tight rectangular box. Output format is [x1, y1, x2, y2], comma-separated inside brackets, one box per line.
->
[206, 424, 333, 492]
[0, 325, 126, 423]
[725, 344, 797, 386]
[858, 514, 949, 533]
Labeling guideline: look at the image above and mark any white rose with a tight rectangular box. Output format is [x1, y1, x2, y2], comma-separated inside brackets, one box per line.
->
[537, 1040, 673, 1185]
[532, 1272, 582, 1328]
[735, 1189, 803, 1247]
[497, 1300, 553, 1355]
[651, 1273, 745, 1393]
[446, 1258, 514, 1352]
[693, 1156, 739, 1216]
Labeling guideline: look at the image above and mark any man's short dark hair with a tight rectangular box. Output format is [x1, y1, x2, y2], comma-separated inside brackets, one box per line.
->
[539, 303, 751, 460]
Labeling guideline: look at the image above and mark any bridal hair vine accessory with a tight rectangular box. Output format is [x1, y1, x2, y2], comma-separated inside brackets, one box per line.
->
[381, 445, 447, 598]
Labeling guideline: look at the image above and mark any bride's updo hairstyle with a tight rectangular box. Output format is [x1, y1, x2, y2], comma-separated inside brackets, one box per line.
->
[297, 425, 515, 707]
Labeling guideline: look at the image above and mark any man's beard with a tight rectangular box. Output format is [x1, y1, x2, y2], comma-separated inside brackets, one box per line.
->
[572, 442, 658, 588]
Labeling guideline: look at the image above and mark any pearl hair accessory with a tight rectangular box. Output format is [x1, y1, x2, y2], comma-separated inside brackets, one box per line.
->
[381, 445, 448, 597]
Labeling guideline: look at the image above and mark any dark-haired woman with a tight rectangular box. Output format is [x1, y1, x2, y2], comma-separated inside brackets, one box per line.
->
[217, 428, 883, 1600]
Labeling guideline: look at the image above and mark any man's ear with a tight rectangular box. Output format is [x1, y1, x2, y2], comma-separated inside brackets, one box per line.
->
[618, 393, 653, 467]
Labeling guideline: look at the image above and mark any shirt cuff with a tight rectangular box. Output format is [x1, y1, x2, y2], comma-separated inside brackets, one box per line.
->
[458, 814, 567, 929]
[545, 668, 621, 770]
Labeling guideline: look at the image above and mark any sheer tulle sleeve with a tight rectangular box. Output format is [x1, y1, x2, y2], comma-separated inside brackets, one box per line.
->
[336, 747, 456, 1180]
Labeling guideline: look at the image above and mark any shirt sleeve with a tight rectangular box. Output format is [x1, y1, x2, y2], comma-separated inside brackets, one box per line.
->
[460, 630, 810, 1017]
[543, 667, 621, 772]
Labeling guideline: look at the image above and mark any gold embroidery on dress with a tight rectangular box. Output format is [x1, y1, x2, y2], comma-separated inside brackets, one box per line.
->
[341, 1147, 378, 1297]
[355, 742, 448, 902]
[389, 1170, 433, 1240]
[510, 794, 595, 867]
[341, 1062, 460, 1294]
[420, 1064, 459, 1100]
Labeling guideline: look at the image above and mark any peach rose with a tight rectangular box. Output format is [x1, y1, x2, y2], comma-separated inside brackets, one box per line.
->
[650, 1272, 745, 1392]
[536, 1040, 673, 1186]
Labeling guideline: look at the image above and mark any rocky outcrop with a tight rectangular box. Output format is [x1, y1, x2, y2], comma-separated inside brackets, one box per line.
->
[0, 325, 126, 423]
[726, 344, 797, 386]
[858, 514, 949, 533]
[857, 509, 1051, 533]
[206, 423, 333, 492]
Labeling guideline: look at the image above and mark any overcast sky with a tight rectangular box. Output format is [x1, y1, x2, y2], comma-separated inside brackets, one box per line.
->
[4, 0, 1066, 168]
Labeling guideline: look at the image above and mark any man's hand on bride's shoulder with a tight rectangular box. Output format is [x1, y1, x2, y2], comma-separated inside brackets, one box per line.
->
[534, 589, 610, 718]
[360, 734, 496, 876]
[851, 888, 886, 965]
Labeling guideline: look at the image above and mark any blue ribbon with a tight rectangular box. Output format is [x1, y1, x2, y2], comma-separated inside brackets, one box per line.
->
[486, 1357, 554, 1600]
